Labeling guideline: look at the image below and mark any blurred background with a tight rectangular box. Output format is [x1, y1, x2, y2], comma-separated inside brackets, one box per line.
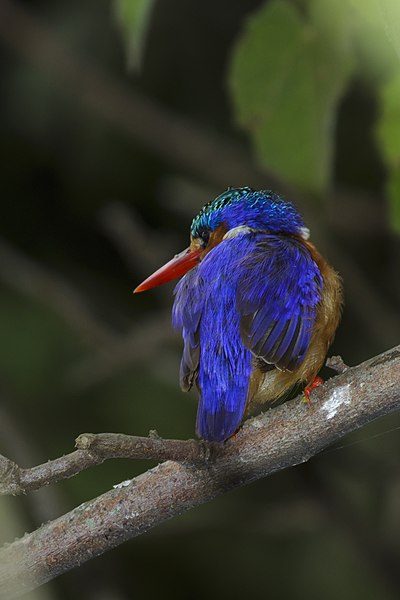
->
[0, 0, 400, 598]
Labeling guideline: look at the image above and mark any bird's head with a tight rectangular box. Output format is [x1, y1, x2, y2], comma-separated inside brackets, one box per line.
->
[134, 187, 309, 293]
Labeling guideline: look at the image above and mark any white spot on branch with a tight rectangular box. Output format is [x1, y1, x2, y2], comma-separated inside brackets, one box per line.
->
[113, 479, 133, 489]
[320, 384, 351, 420]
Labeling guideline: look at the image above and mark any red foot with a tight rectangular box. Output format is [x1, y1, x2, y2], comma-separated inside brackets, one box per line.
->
[304, 376, 324, 404]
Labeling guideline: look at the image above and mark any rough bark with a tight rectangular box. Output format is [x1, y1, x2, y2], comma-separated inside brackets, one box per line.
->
[0, 345, 399, 598]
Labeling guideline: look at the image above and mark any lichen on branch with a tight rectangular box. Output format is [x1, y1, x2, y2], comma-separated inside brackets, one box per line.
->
[0, 345, 399, 598]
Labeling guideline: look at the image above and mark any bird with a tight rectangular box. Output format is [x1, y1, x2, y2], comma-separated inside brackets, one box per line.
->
[134, 187, 343, 443]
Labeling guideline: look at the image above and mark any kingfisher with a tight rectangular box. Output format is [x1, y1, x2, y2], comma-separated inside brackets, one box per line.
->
[134, 187, 343, 443]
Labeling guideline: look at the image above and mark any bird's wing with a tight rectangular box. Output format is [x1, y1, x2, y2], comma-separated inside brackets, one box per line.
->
[192, 237, 253, 442]
[237, 234, 322, 371]
[174, 236, 255, 441]
[172, 268, 203, 391]
[172, 233, 322, 443]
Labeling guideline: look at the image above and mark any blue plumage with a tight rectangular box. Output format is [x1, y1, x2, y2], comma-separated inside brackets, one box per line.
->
[191, 187, 308, 239]
[173, 196, 322, 441]
[237, 235, 322, 371]
[135, 187, 337, 443]
[173, 236, 255, 442]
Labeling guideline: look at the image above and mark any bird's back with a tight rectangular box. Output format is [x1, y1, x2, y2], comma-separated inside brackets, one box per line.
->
[173, 231, 343, 442]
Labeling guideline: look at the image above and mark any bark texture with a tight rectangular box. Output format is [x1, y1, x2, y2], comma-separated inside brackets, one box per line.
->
[0, 346, 399, 598]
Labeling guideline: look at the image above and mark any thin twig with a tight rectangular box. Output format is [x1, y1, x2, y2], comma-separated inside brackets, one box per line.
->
[0, 433, 210, 496]
[0, 345, 399, 598]
[76, 432, 214, 463]
[0, 401, 67, 523]
[326, 355, 349, 373]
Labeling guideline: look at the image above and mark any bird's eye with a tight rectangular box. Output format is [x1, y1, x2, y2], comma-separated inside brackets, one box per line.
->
[199, 230, 210, 248]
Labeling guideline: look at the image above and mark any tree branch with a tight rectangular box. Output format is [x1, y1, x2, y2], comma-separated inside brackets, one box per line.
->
[0, 433, 212, 496]
[0, 345, 399, 598]
[325, 355, 349, 373]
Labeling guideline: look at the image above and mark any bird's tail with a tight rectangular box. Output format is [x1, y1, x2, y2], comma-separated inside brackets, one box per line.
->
[195, 392, 247, 443]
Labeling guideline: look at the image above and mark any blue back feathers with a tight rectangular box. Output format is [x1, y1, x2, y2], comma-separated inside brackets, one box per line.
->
[173, 188, 321, 442]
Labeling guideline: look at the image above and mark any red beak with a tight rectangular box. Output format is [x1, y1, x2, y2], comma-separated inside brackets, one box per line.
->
[133, 246, 202, 293]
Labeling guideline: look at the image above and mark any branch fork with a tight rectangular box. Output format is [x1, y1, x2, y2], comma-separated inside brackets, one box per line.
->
[0, 347, 399, 598]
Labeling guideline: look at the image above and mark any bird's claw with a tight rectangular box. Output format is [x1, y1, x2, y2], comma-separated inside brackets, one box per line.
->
[303, 376, 324, 405]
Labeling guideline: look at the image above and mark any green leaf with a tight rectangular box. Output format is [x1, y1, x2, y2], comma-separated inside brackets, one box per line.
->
[376, 73, 400, 232]
[114, 0, 156, 70]
[380, 0, 400, 62]
[229, 0, 355, 194]
[348, 0, 400, 83]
